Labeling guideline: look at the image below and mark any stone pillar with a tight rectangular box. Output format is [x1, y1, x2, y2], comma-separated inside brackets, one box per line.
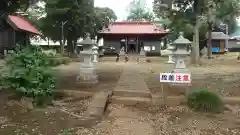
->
[77, 51, 98, 85]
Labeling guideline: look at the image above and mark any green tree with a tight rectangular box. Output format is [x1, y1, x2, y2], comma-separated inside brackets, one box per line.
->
[205, 0, 240, 58]
[41, 0, 95, 55]
[153, 0, 240, 64]
[26, 1, 46, 30]
[38, 1, 116, 54]
[1, 0, 41, 13]
[127, 0, 154, 21]
[93, 7, 117, 37]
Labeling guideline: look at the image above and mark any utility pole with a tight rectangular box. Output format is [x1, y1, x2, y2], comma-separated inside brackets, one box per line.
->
[60, 21, 67, 54]
[225, 24, 228, 50]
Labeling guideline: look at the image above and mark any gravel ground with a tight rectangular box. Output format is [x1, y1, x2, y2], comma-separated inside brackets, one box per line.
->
[1, 55, 240, 135]
[53, 96, 92, 116]
[138, 56, 240, 96]
[73, 103, 240, 135]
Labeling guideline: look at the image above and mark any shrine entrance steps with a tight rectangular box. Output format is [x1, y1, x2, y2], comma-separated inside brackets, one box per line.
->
[110, 64, 152, 105]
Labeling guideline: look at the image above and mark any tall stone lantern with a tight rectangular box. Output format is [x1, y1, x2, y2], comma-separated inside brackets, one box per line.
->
[172, 32, 191, 73]
[166, 44, 175, 64]
[92, 45, 98, 63]
[77, 36, 98, 85]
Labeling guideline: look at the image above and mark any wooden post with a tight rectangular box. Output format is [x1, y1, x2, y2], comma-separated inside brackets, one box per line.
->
[161, 83, 166, 105]
[185, 85, 189, 98]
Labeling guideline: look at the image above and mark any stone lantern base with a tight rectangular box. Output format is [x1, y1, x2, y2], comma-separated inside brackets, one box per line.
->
[76, 67, 98, 85]
[172, 56, 189, 73]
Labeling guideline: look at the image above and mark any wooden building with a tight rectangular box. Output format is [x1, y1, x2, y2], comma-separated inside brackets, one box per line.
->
[0, 14, 42, 56]
[98, 21, 167, 54]
[205, 32, 229, 53]
[228, 26, 240, 52]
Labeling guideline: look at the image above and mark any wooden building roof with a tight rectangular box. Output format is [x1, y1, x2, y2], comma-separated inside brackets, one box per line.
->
[7, 15, 42, 35]
[205, 32, 229, 40]
[99, 21, 167, 35]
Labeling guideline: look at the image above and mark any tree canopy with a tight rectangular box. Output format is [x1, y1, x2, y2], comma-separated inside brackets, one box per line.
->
[1, 0, 40, 13]
[153, 0, 240, 63]
[127, 0, 154, 21]
[26, 0, 116, 54]
[93, 7, 117, 36]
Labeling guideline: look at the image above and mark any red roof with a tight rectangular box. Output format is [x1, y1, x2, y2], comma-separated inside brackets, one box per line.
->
[99, 21, 167, 35]
[8, 15, 42, 35]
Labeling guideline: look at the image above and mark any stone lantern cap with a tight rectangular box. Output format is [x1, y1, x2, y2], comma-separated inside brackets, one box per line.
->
[172, 32, 191, 45]
[79, 36, 96, 55]
[79, 36, 96, 46]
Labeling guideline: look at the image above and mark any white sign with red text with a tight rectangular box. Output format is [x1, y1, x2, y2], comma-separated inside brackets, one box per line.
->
[160, 73, 191, 83]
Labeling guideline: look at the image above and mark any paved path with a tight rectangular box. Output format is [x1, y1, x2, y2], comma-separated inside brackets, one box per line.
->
[114, 64, 150, 92]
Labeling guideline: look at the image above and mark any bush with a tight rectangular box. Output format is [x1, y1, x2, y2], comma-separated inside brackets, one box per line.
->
[187, 89, 224, 113]
[41, 49, 71, 66]
[1, 46, 56, 106]
[47, 57, 71, 66]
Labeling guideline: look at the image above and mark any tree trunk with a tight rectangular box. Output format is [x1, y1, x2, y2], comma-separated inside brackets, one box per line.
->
[60, 43, 64, 54]
[191, 17, 200, 64]
[191, 33, 196, 63]
[60, 42, 64, 54]
[207, 23, 212, 59]
[73, 39, 78, 55]
[67, 34, 74, 56]
[163, 24, 167, 49]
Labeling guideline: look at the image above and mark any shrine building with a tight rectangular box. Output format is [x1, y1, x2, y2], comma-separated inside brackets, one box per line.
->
[98, 21, 167, 54]
[0, 14, 42, 56]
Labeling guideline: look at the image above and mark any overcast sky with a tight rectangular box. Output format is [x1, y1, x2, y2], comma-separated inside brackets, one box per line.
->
[94, 0, 153, 21]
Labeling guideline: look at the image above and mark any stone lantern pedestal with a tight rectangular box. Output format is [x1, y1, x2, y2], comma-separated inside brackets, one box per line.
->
[166, 45, 175, 64]
[92, 46, 98, 63]
[77, 37, 98, 85]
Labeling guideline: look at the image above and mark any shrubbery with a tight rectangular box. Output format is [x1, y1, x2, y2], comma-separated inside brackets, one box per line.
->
[47, 57, 71, 66]
[187, 88, 224, 113]
[0, 46, 57, 106]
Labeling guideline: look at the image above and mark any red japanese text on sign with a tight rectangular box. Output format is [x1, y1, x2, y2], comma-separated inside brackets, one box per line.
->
[183, 75, 189, 81]
[175, 75, 182, 81]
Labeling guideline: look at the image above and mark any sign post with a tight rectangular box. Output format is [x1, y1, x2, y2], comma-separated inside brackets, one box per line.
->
[160, 73, 191, 104]
[159, 32, 192, 104]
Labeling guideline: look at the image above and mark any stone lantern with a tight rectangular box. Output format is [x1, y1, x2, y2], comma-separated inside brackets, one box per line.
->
[77, 36, 98, 85]
[92, 45, 98, 63]
[172, 32, 191, 73]
[139, 47, 146, 62]
[166, 44, 175, 64]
